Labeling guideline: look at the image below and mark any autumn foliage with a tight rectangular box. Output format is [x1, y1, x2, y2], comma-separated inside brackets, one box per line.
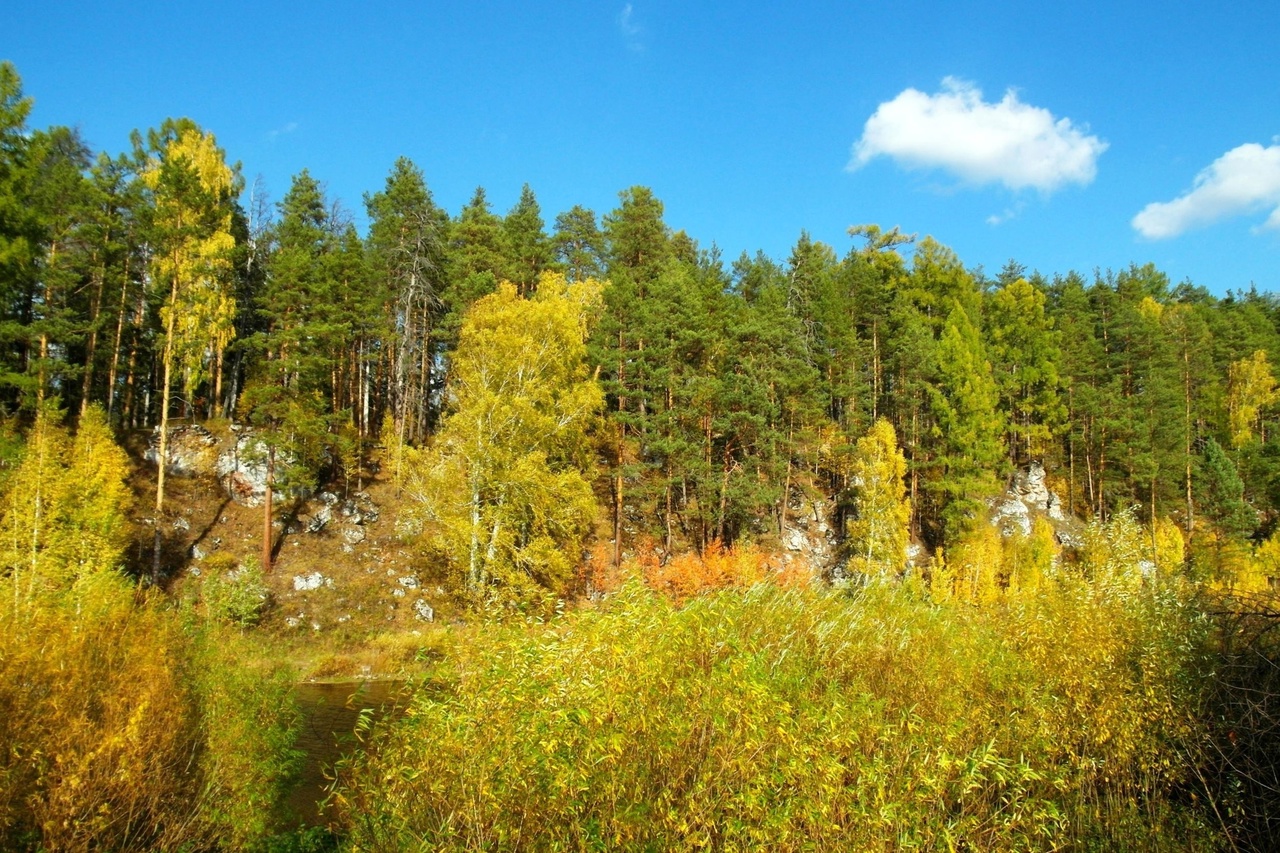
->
[337, 555, 1216, 851]
[0, 408, 300, 852]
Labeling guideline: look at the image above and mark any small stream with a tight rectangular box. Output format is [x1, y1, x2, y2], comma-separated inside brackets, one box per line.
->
[287, 680, 407, 826]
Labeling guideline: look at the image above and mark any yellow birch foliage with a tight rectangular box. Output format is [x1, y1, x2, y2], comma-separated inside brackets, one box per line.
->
[1151, 516, 1186, 578]
[1250, 531, 1280, 598]
[0, 573, 201, 851]
[61, 405, 133, 576]
[847, 418, 910, 577]
[0, 404, 71, 603]
[938, 524, 1005, 605]
[1080, 509, 1149, 594]
[144, 124, 238, 399]
[0, 575, 300, 852]
[0, 409, 297, 851]
[407, 274, 604, 608]
[1227, 349, 1278, 448]
[338, 573, 1210, 851]
[1199, 529, 1280, 599]
[1004, 516, 1059, 598]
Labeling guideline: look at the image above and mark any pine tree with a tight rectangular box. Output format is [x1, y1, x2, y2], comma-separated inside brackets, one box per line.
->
[79, 152, 147, 420]
[0, 63, 41, 407]
[552, 205, 605, 282]
[929, 302, 1005, 541]
[24, 127, 94, 407]
[909, 236, 981, 330]
[442, 187, 505, 352]
[241, 169, 340, 570]
[1047, 270, 1105, 516]
[846, 226, 914, 423]
[986, 277, 1065, 465]
[593, 186, 672, 563]
[502, 183, 554, 295]
[1198, 437, 1255, 540]
[365, 157, 448, 442]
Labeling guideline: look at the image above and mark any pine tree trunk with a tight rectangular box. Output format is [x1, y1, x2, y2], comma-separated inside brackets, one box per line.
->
[106, 265, 131, 419]
[262, 446, 275, 572]
[80, 264, 107, 416]
[780, 420, 794, 537]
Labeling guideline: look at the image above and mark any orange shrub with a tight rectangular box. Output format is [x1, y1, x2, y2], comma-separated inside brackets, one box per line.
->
[638, 540, 798, 603]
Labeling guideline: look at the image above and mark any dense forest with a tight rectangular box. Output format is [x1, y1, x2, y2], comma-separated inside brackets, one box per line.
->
[3, 60, 1280, 850]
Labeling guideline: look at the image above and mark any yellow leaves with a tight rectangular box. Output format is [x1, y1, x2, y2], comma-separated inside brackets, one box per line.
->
[144, 123, 238, 397]
[1253, 529, 1280, 592]
[937, 525, 1005, 606]
[337, 580, 1204, 849]
[1151, 516, 1185, 577]
[0, 578, 202, 850]
[848, 418, 911, 577]
[931, 517, 1064, 606]
[408, 275, 605, 607]
[1202, 529, 1280, 599]
[1005, 517, 1058, 597]
[143, 124, 237, 202]
[1227, 349, 1279, 448]
[1137, 295, 1164, 323]
[0, 404, 132, 604]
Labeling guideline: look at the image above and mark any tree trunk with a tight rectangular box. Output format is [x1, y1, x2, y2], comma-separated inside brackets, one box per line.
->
[779, 420, 794, 537]
[153, 287, 177, 582]
[80, 263, 107, 416]
[262, 446, 275, 572]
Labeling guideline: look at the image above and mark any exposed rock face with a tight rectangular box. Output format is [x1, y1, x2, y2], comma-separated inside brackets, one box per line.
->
[296, 490, 381, 544]
[217, 433, 287, 507]
[145, 424, 219, 477]
[990, 462, 1083, 547]
[306, 505, 332, 533]
[781, 498, 836, 573]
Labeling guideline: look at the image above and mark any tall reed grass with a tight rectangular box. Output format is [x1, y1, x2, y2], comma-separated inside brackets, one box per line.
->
[336, 540, 1217, 851]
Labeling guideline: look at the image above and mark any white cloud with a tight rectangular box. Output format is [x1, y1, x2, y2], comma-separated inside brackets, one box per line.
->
[1132, 142, 1280, 239]
[850, 77, 1107, 193]
[986, 202, 1025, 226]
[618, 4, 643, 52]
[266, 121, 298, 142]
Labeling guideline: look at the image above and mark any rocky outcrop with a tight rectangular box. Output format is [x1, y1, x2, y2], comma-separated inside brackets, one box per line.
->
[296, 490, 380, 546]
[990, 462, 1083, 548]
[145, 424, 219, 477]
[216, 432, 289, 507]
[781, 497, 836, 574]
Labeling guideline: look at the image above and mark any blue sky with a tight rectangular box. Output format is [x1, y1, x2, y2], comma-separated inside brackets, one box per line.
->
[7, 1, 1280, 293]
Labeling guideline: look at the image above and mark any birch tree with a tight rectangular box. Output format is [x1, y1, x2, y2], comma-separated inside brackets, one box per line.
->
[847, 418, 910, 576]
[141, 120, 238, 575]
[407, 273, 603, 607]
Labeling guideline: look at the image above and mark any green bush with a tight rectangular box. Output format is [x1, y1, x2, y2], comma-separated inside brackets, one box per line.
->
[201, 553, 271, 626]
[184, 621, 304, 850]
